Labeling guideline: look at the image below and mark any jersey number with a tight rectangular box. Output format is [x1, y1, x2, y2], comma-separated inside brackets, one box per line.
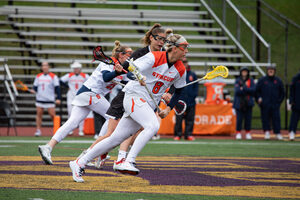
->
[152, 81, 164, 94]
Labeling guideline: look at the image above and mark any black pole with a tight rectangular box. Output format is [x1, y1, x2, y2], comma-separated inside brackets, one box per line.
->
[256, 0, 261, 61]
[284, 20, 289, 130]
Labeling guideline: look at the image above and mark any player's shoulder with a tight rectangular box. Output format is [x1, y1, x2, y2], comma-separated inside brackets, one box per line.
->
[48, 72, 57, 79]
[132, 46, 149, 60]
[152, 51, 167, 68]
[174, 60, 186, 77]
[80, 72, 87, 78]
[68, 72, 75, 77]
[36, 72, 43, 78]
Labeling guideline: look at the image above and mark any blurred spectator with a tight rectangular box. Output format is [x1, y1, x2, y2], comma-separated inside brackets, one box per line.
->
[233, 67, 256, 140]
[174, 58, 198, 141]
[30, 62, 61, 136]
[60, 61, 89, 136]
[256, 66, 285, 140]
[288, 71, 300, 141]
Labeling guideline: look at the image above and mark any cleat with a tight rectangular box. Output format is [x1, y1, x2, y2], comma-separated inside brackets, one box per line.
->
[289, 132, 295, 141]
[115, 161, 140, 175]
[235, 133, 242, 140]
[186, 136, 195, 141]
[95, 154, 111, 169]
[276, 134, 283, 140]
[113, 158, 125, 171]
[34, 130, 41, 137]
[152, 134, 160, 140]
[68, 131, 73, 135]
[264, 132, 270, 140]
[246, 133, 252, 140]
[173, 136, 180, 141]
[78, 131, 84, 136]
[69, 160, 85, 183]
[38, 145, 53, 165]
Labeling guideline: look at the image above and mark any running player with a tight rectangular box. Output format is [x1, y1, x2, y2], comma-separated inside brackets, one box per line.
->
[31, 62, 61, 137]
[60, 61, 89, 136]
[70, 31, 188, 182]
[38, 41, 132, 165]
[77, 23, 169, 169]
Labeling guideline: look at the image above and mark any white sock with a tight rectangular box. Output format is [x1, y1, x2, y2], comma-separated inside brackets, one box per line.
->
[117, 150, 127, 162]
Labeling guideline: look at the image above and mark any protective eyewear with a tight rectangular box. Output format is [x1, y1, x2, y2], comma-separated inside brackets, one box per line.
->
[152, 34, 167, 43]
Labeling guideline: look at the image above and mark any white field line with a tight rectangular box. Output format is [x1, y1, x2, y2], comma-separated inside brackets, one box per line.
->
[0, 139, 299, 146]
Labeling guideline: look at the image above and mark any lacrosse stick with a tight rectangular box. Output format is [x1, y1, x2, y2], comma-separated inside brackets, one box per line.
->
[128, 60, 160, 112]
[14, 80, 30, 92]
[92, 45, 128, 73]
[183, 65, 229, 87]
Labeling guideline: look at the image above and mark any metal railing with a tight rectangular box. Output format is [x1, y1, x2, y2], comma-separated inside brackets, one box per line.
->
[199, 0, 267, 76]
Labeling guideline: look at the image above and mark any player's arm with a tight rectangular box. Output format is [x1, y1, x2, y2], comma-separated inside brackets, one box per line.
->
[54, 76, 61, 104]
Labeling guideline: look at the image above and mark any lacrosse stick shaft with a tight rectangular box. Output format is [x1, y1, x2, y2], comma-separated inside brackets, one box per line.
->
[129, 62, 160, 112]
[182, 77, 205, 88]
[111, 80, 126, 87]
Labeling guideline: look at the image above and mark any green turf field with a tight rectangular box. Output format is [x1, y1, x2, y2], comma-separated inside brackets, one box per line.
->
[0, 137, 299, 200]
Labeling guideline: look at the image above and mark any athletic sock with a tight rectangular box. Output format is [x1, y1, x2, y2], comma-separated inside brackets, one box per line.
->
[117, 150, 127, 162]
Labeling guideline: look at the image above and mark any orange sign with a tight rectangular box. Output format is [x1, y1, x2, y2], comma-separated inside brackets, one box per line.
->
[158, 103, 236, 135]
[204, 82, 226, 105]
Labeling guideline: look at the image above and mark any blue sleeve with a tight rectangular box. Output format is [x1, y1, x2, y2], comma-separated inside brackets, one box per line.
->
[102, 70, 118, 82]
[55, 86, 61, 100]
[290, 76, 296, 104]
[278, 78, 285, 104]
[126, 72, 136, 80]
[234, 79, 244, 96]
[192, 73, 198, 98]
[33, 86, 38, 92]
[167, 87, 183, 109]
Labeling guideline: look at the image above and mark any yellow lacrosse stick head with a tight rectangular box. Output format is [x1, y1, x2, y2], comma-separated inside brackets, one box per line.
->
[203, 65, 229, 80]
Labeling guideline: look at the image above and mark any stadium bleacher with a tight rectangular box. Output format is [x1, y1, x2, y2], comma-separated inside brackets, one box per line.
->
[0, 0, 274, 126]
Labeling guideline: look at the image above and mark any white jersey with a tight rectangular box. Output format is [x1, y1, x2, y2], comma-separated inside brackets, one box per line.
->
[123, 51, 186, 109]
[83, 61, 125, 96]
[60, 72, 89, 99]
[33, 72, 60, 103]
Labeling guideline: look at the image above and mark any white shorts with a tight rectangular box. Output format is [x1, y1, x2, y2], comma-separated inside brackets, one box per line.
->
[35, 102, 55, 108]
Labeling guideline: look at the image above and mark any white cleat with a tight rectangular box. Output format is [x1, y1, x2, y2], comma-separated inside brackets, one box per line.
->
[115, 160, 140, 175]
[69, 160, 85, 183]
[34, 130, 42, 137]
[38, 145, 53, 165]
[235, 133, 242, 140]
[246, 133, 252, 140]
[276, 134, 283, 140]
[113, 158, 125, 171]
[68, 131, 73, 135]
[289, 132, 295, 141]
[95, 154, 111, 169]
[78, 131, 84, 137]
[264, 131, 270, 140]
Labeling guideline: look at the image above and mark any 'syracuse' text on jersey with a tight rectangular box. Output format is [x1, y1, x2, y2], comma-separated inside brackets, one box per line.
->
[60, 72, 89, 97]
[33, 72, 59, 103]
[83, 62, 125, 96]
[123, 51, 186, 109]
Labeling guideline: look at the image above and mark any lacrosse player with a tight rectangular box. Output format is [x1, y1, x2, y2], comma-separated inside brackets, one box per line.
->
[60, 61, 90, 136]
[38, 41, 132, 165]
[70, 31, 188, 182]
[31, 62, 61, 137]
[78, 23, 174, 169]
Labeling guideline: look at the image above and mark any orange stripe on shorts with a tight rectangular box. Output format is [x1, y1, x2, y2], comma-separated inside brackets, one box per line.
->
[131, 98, 135, 112]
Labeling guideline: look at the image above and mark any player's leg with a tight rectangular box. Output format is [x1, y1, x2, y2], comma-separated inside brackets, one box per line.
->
[38, 106, 91, 165]
[70, 116, 141, 182]
[47, 107, 56, 121]
[67, 100, 74, 135]
[122, 101, 160, 171]
[174, 114, 183, 140]
[184, 105, 195, 140]
[35, 106, 44, 136]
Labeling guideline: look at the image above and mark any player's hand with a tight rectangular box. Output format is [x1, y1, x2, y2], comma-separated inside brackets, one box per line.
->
[55, 99, 61, 105]
[29, 89, 36, 94]
[139, 76, 146, 86]
[115, 63, 123, 73]
[258, 97, 262, 105]
[162, 93, 172, 104]
[158, 106, 171, 119]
